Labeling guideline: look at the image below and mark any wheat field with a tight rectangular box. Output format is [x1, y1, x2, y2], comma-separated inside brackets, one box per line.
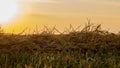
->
[0, 23, 120, 68]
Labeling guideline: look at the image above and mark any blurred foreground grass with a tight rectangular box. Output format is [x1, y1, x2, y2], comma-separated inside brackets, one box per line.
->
[0, 23, 120, 68]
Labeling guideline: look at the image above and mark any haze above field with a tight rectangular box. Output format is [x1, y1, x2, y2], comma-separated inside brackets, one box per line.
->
[3, 0, 120, 33]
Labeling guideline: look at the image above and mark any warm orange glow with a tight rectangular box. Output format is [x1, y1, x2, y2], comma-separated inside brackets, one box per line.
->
[2, 0, 120, 33]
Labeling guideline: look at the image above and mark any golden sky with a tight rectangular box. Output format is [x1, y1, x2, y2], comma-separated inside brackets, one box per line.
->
[3, 0, 120, 33]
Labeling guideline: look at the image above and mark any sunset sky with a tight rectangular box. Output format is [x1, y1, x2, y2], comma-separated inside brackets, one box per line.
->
[2, 0, 120, 33]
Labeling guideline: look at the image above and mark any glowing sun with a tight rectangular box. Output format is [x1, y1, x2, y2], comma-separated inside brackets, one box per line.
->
[0, 0, 20, 24]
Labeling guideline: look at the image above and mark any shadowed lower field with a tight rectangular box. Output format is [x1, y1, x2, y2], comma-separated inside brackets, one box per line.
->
[0, 24, 120, 68]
